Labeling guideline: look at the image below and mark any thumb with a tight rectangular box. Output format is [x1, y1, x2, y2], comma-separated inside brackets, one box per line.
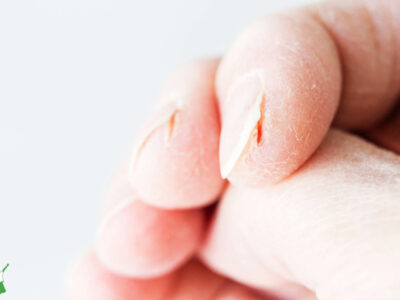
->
[201, 130, 400, 299]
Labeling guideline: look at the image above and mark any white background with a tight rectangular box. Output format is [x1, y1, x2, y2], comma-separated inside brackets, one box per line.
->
[0, 0, 311, 298]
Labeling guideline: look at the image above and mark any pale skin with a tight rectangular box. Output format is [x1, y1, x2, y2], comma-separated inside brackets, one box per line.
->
[68, 0, 400, 299]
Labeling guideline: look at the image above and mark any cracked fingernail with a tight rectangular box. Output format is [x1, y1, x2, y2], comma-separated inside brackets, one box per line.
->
[129, 98, 183, 174]
[219, 71, 267, 179]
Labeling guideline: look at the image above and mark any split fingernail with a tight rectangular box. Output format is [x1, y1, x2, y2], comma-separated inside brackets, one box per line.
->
[129, 98, 183, 173]
[219, 71, 267, 178]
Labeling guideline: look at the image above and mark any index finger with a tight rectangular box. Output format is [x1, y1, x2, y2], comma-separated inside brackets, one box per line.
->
[217, 0, 400, 186]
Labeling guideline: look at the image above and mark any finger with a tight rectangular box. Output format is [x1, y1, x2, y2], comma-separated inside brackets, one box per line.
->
[68, 251, 173, 300]
[68, 251, 269, 300]
[96, 162, 205, 278]
[201, 130, 400, 299]
[217, 0, 400, 186]
[129, 58, 224, 209]
[366, 105, 400, 153]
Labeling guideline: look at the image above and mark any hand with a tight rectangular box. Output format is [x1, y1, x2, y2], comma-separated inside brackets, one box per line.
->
[68, 0, 400, 299]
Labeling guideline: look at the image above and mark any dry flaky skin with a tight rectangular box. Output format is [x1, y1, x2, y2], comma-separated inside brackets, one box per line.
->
[217, 0, 400, 187]
[201, 130, 400, 300]
[217, 13, 341, 186]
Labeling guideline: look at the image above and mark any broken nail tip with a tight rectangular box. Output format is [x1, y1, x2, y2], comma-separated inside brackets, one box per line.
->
[129, 102, 181, 171]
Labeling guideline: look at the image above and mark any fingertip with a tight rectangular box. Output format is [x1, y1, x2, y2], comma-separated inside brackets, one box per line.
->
[217, 14, 341, 186]
[96, 196, 205, 278]
[129, 58, 224, 208]
[68, 251, 171, 300]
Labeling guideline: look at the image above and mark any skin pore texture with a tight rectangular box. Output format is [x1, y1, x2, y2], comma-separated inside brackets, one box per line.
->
[69, 0, 400, 299]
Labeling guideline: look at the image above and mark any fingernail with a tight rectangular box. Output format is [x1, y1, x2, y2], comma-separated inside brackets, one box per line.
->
[129, 98, 183, 175]
[219, 71, 266, 178]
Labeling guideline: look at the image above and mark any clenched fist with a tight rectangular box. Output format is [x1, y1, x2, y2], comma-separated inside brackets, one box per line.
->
[68, 0, 400, 299]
